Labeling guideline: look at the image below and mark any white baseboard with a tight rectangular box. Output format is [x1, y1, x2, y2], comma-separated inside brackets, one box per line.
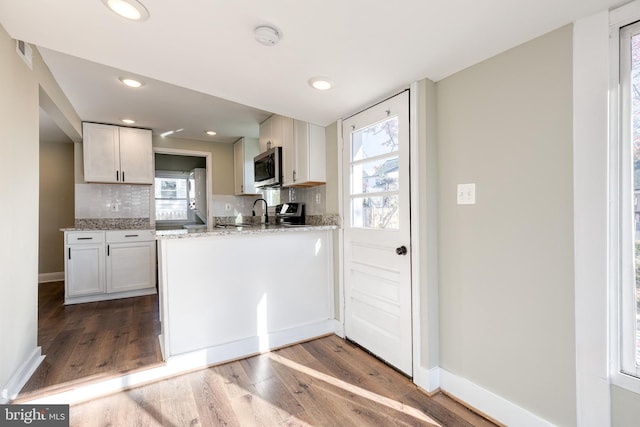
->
[1, 347, 45, 403]
[22, 320, 335, 405]
[439, 369, 554, 427]
[413, 365, 440, 394]
[38, 272, 63, 283]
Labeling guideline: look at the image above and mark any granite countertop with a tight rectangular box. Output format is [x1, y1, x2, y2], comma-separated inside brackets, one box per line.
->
[155, 223, 338, 239]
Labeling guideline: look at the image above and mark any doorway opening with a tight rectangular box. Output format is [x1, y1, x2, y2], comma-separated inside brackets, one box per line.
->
[152, 148, 212, 231]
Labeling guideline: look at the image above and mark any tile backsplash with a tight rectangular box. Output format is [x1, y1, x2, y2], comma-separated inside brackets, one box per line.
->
[75, 183, 150, 219]
[210, 185, 327, 220]
[75, 182, 327, 225]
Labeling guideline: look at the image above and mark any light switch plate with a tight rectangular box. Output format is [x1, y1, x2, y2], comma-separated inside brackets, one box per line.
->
[457, 183, 476, 205]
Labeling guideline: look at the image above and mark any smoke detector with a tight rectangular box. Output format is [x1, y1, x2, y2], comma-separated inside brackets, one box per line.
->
[254, 26, 280, 46]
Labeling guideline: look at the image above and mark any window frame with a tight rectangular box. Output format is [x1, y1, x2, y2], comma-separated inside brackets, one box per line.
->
[611, 9, 640, 393]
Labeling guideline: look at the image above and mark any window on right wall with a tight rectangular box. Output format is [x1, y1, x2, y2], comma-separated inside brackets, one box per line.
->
[618, 19, 640, 381]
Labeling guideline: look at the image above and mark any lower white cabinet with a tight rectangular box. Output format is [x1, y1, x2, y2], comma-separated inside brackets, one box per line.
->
[106, 231, 156, 293]
[65, 232, 105, 298]
[64, 230, 156, 304]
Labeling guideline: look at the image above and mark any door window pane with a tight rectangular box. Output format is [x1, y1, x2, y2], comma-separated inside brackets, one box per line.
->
[352, 116, 399, 161]
[352, 157, 399, 194]
[351, 195, 399, 229]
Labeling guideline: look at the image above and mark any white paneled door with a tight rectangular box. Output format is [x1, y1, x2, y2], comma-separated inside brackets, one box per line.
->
[342, 91, 412, 375]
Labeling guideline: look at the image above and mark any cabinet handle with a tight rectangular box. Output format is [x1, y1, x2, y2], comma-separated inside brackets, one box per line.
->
[293, 170, 296, 182]
[68, 248, 71, 260]
[116, 170, 119, 181]
[125, 234, 139, 237]
[107, 244, 110, 256]
[122, 171, 125, 182]
[77, 237, 93, 240]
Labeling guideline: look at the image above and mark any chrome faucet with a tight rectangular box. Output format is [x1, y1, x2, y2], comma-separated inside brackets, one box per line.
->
[252, 198, 269, 224]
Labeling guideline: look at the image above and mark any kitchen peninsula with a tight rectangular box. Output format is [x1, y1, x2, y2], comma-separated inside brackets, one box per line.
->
[156, 224, 337, 367]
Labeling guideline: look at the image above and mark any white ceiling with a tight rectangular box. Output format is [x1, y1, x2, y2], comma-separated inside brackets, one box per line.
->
[0, 0, 627, 142]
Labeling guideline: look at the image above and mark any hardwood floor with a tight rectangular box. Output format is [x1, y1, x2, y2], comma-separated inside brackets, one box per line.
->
[71, 335, 499, 427]
[19, 281, 163, 398]
[22, 283, 498, 426]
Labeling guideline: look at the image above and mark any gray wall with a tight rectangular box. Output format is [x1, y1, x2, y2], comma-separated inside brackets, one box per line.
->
[153, 136, 234, 195]
[155, 153, 206, 172]
[0, 22, 38, 395]
[39, 140, 74, 274]
[435, 25, 576, 426]
[612, 385, 640, 427]
[0, 22, 81, 396]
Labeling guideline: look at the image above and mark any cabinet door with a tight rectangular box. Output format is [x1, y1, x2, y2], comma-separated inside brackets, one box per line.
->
[259, 117, 272, 152]
[271, 115, 293, 149]
[305, 122, 326, 183]
[106, 241, 156, 293]
[65, 244, 105, 297]
[234, 138, 260, 195]
[83, 123, 120, 183]
[287, 121, 326, 186]
[233, 139, 244, 195]
[119, 127, 153, 184]
[282, 122, 297, 186]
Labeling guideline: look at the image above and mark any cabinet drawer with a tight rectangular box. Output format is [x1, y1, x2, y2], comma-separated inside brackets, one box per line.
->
[106, 229, 155, 243]
[66, 231, 105, 244]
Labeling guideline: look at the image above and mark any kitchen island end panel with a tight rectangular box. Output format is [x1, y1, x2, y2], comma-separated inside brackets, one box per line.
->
[157, 230, 334, 361]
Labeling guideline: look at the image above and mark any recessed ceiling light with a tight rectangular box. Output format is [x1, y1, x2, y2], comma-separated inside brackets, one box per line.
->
[102, 0, 150, 21]
[308, 77, 333, 91]
[119, 77, 144, 88]
[122, 119, 135, 124]
[206, 131, 217, 136]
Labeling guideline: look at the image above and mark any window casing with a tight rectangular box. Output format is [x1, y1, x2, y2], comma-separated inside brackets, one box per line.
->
[615, 18, 640, 386]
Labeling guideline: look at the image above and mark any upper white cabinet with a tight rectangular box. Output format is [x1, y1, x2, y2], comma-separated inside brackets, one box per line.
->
[234, 137, 260, 195]
[283, 120, 326, 187]
[83, 122, 153, 184]
[259, 114, 293, 153]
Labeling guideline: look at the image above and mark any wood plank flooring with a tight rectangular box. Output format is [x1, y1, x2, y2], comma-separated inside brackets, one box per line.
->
[19, 282, 163, 398]
[71, 335, 499, 427]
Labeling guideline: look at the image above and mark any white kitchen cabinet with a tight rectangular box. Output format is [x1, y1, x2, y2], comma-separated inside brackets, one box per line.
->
[64, 229, 156, 304]
[283, 120, 326, 187]
[106, 230, 156, 293]
[83, 122, 153, 184]
[259, 114, 293, 153]
[64, 231, 105, 300]
[233, 137, 260, 195]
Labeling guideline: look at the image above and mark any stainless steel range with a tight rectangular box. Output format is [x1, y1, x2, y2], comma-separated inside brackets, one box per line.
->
[275, 203, 305, 226]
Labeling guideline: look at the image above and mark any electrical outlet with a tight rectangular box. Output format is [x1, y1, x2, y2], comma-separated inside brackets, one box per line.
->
[225, 203, 232, 211]
[315, 193, 321, 204]
[110, 203, 119, 212]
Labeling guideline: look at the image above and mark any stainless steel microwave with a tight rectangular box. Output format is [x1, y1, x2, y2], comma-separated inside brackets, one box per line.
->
[254, 147, 282, 188]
